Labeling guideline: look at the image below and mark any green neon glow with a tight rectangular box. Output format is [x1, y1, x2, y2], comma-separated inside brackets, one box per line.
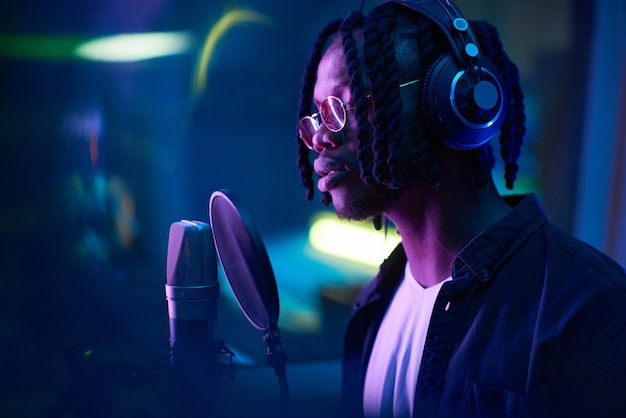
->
[0, 32, 194, 62]
[0, 34, 88, 60]
[309, 213, 401, 267]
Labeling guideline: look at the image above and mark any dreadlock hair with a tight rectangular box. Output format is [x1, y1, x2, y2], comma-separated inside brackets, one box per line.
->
[297, 18, 342, 204]
[296, 1, 526, 204]
[470, 20, 526, 189]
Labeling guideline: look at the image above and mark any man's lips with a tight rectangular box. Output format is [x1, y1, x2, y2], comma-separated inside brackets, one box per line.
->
[314, 159, 349, 192]
[317, 169, 347, 192]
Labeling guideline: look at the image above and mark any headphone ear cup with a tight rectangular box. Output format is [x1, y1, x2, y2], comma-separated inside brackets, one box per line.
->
[422, 53, 507, 150]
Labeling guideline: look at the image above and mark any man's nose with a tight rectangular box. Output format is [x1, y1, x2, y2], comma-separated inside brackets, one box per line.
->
[311, 127, 343, 153]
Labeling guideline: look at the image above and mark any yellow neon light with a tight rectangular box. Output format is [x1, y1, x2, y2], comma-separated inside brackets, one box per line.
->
[192, 9, 270, 96]
[309, 213, 401, 267]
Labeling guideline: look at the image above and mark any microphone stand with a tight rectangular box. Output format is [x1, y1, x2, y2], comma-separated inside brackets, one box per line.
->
[264, 325, 289, 417]
[169, 338, 237, 418]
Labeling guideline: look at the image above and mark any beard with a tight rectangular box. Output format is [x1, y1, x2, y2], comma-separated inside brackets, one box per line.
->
[331, 182, 402, 222]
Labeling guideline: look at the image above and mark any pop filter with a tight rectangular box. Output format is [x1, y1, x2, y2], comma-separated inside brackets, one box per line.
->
[208, 189, 289, 413]
[208, 189, 279, 331]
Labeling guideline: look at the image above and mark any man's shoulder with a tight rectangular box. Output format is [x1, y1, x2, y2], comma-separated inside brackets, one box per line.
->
[540, 221, 626, 288]
[506, 193, 626, 284]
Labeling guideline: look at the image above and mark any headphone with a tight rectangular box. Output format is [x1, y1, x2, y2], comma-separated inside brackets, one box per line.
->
[389, 0, 507, 150]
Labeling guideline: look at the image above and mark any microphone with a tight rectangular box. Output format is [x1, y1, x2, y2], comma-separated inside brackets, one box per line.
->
[165, 220, 219, 417]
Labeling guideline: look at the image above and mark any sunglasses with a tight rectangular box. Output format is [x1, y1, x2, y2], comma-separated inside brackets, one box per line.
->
[298, 79, 420, 150]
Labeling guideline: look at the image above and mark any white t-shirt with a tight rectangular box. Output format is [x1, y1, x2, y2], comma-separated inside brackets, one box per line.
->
[363, 262, 451, 417]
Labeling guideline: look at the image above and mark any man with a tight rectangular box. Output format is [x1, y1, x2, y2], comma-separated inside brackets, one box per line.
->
[295, 1, 626, 417]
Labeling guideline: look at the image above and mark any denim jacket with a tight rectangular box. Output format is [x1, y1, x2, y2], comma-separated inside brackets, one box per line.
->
[342, 194, 626, 418]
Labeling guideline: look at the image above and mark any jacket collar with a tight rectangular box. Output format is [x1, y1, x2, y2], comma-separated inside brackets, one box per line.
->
[454, 193, 549, 282]
[356, 193, 549, 308]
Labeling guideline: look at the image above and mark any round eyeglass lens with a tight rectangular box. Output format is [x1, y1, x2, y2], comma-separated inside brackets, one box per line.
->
[320, 96, 346, 132]
[298, 116, 319, 148]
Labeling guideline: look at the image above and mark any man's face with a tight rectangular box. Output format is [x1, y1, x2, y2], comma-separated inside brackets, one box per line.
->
[311, 38, 401, 221]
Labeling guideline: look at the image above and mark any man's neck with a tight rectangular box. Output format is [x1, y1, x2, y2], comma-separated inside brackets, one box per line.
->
[386, 178, 511, 288]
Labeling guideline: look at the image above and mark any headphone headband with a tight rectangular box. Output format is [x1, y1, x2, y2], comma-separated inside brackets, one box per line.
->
[388, 0, 481, 67]
[384, 0, 507, 149]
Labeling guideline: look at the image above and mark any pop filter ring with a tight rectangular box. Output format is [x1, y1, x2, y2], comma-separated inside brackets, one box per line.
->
[208, 189, 289, 415]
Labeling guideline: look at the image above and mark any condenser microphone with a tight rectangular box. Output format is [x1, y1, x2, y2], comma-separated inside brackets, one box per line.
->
[165, 220, 219, 417]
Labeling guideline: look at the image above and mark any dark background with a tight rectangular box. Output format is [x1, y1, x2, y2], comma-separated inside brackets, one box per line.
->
[1, 0, 624, 416]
